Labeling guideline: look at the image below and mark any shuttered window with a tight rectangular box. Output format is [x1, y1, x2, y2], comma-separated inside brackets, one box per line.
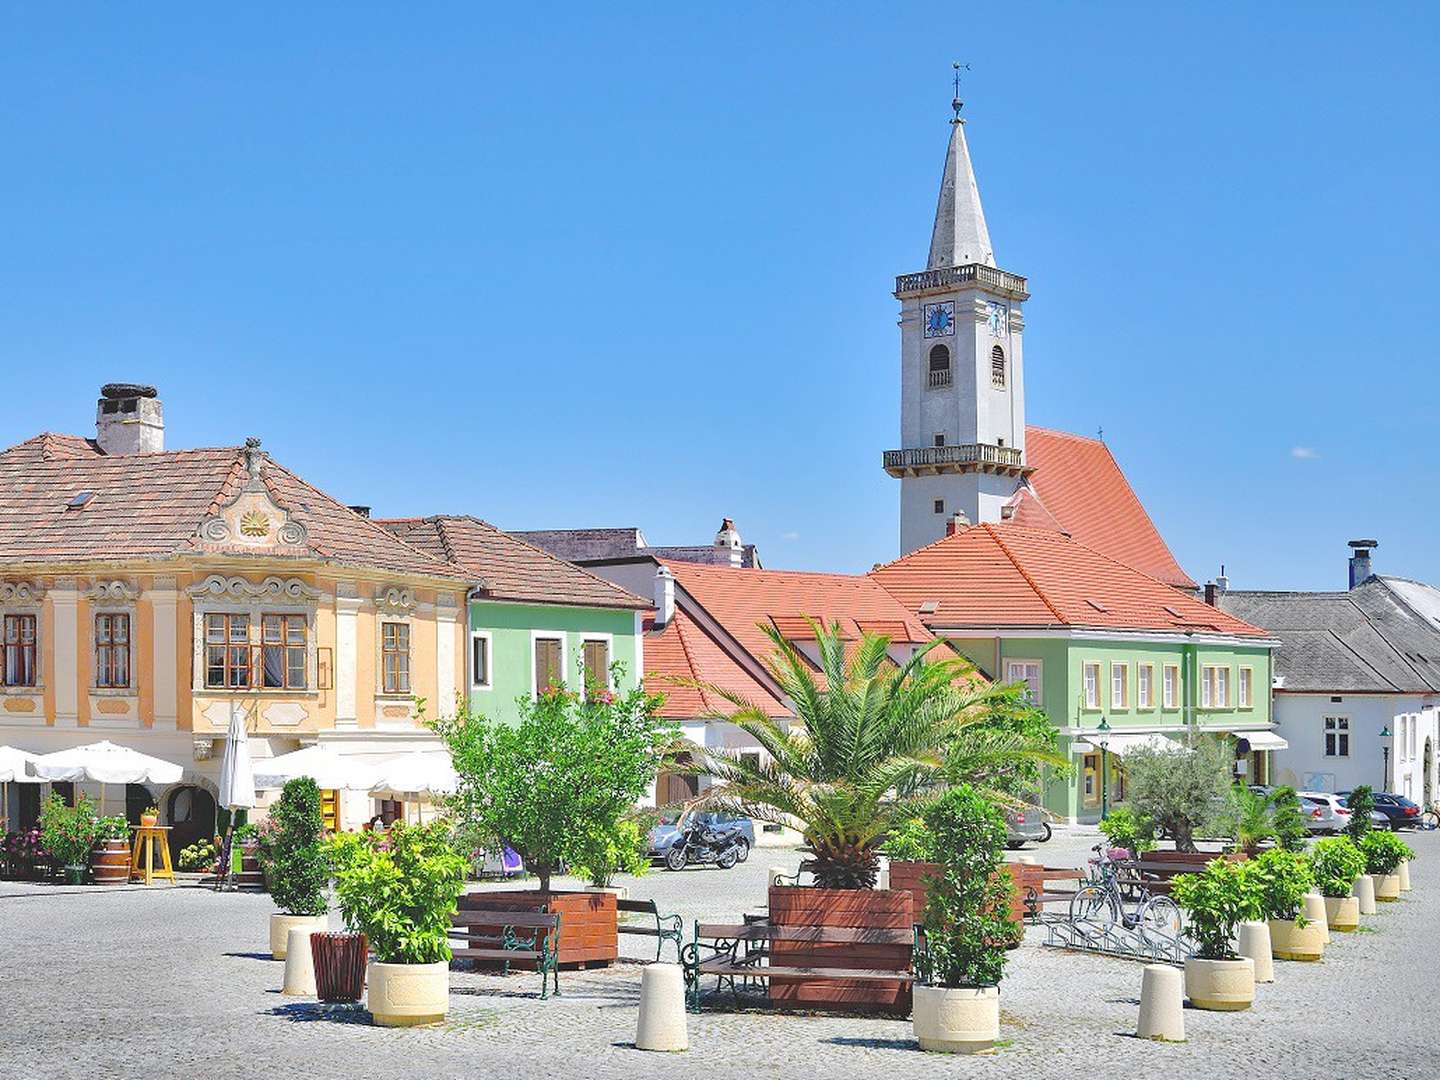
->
[534, 637, 563, 695]
[582, 638, 610, 699]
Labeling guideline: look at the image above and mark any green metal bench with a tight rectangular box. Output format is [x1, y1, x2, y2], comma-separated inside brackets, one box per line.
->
[449, 909, 562, 999]
[616, 897, 684, 962]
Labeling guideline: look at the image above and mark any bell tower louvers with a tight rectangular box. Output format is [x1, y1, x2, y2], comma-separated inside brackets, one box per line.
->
[884, 99, 1031, 554]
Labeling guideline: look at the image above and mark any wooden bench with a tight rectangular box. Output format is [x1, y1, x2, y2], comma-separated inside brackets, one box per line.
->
[1016, 865, 1084, 921]
[449, 910, 562, 999]
[682, 922, 914, 1012]
[1124, 853, 1246, 896]
[616, 898, 684, 962]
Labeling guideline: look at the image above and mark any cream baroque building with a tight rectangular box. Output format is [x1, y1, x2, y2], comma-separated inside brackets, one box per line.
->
[0, 384, 469, 846]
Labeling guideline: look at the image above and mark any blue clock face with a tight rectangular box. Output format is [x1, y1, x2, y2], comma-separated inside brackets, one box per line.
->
[923, 301, 955, 339]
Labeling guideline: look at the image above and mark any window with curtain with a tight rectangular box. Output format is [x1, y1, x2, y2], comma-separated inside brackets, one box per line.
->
[262, 614, 306, 689]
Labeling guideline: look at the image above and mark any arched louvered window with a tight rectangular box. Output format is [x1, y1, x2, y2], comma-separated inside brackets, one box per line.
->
[928, 344, 952, 389]
[991, 345, 1006, 389]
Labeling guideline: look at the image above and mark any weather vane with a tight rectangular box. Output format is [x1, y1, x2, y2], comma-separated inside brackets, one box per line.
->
[951, 61, 971, 120]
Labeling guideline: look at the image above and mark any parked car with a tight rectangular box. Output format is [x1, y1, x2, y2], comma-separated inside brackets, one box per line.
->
[1298, 791, 1353, 834]
[1005, 805, 1050, 849]
[1338, 790, 1413, 830]
[647, 809, 755, 863]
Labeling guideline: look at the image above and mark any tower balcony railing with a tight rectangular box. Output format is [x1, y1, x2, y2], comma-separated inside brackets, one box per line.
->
[882, 442, 1028, 477]
[895, 262, 1029, 299]
[927, 368, 952, 389]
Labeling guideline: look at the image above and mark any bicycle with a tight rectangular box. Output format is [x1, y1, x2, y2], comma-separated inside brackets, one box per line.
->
[1069, 844, 1183, 945]
[1420, 803, 1440, 831]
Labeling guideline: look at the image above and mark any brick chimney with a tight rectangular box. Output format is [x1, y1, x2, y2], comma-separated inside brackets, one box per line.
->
[96, 383, 164, 455]
[945, 510, 971, 536]
[1348, 539, 1378, 588]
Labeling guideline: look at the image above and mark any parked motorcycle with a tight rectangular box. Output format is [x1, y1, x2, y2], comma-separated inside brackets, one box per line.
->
[664, 818, 745, 871]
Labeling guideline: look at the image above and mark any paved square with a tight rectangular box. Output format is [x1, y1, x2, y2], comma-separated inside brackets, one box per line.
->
[1, 828, 1433, 1079]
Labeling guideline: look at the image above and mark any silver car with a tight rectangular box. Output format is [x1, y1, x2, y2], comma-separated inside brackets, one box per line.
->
[1299, 791, 1352, 834]
[1005, 805, 1050, 849]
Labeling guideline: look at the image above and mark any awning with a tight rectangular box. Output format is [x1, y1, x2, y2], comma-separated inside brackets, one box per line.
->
[1076, 732, 1180, 757]
[1234, 730, 1288, 751]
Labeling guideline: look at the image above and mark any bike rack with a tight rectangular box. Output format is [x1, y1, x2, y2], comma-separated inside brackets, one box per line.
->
[1043, 915, 1194, 966]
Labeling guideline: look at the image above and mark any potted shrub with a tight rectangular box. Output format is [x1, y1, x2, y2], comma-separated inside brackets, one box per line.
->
[39, 793, 99, 885]
[1097, 805, 1156, 858]
[90, 814, 132, 886]
[1343, 784, 1375, 843]
[265, 777, 330, 958]
[178, 838, 220, 875]
[328, 821, 468, 1026]
[1269, 787, 1310, 852]
[1171, 859, 1258, 1010]
[139, 805, 160, 829]
[1309, 836, 1365, 931]
[1360, 831, 1413, 902]
[5, 827, 44, 880]
[912, 786, 1013, 1054]
[570, 814, 651, 900]
[1248, 849, 1321, 961]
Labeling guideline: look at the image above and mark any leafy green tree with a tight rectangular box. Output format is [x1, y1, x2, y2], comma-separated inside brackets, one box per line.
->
[1344, 784, 1375, 843]
[697, 622, 1062, 889]
[1270, 786, 1309, 851]
[1309, 836, 1366, 898]
[327, 822, 468, 964]
[1098, 805, 1156, 854]
[433, 675, 674, 893]
[265, 777, 329, 917]
[569, 814, 653, 888]
[914, 785, 1013, 988]
[1122, 739, 1233, 852]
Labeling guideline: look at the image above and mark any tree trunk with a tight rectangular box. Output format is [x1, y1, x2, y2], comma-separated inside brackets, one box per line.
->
[536, 862, 552, 893]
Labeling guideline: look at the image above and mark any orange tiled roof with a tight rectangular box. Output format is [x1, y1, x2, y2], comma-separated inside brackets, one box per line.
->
[643, 610, 787, 719]
[378, 515, 650, 610]
[1022, 426, 1195, 590]
[870, 522, 1268, 637]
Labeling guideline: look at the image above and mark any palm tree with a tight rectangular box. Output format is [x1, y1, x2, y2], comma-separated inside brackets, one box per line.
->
[692, 622, 1064, 890]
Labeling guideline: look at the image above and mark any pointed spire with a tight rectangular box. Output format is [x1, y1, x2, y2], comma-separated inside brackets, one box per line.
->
[927, 100, 995, 270]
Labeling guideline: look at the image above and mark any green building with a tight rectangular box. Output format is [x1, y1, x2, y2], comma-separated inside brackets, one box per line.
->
[379, 516, 650, 722]
[872, 522, 1278, 823]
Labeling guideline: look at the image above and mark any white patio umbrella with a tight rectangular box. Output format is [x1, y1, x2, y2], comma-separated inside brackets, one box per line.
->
[31, 740, 183, 815]
[252, 745, 378, 792]
[216, 705, 256, 890]
[369, 751, 457, 823]
[0, 746, 42, 832]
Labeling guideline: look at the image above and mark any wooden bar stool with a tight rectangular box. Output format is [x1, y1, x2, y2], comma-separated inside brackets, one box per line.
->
[129, 825, 175, 885]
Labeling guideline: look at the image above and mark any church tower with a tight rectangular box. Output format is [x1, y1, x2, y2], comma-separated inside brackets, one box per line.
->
[884, 86, 1031, 554]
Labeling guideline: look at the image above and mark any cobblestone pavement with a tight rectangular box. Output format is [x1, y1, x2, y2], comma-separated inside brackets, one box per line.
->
[2, 827, 1435, 1079]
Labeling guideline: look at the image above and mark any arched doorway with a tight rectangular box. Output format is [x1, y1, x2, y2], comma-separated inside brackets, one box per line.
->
[1425, 738, 1433, 809]
[125, 784, 154, 825]
[165, 785, 216, 864]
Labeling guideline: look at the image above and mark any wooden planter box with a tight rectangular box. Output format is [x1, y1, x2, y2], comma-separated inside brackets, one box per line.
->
[457, 889, 617, 968]
[889, 860, 1028, 940]
[767, 885, 913, 1013]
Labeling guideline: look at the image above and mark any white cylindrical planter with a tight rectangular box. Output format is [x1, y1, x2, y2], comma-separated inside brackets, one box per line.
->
[913, 985, 1000, 1054]
[1136, 964, 1185, 1042]
[367, 961, 450, 1027]
[1183, 956, 1255, 1011]
[281, 928, 316, 996]
[1324, 894, 1360, 932]
[1269, 917, 1324, 962]
[1373, 873, 1401, 902]
[1303, 892, 1330, 944]
[1399, 859, 1412, 892]
[635, 963, 688, 1051]
[1353, 874, 1377, 915]
[1236, 921, 1274, 984]
[270, 913, 327, 960]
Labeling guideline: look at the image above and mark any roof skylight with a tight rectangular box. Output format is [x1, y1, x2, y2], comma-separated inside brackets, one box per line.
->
[65, 491, 95, 509]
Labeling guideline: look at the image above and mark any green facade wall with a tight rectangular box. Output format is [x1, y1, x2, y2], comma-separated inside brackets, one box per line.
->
[467, 600, 640, 724]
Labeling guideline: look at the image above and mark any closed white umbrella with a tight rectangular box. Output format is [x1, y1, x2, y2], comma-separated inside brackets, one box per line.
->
[32, 740, 184, 815]
[0, 746, 42, 833]
[252, 745, 378, 792]
[215, 705, 256, 891]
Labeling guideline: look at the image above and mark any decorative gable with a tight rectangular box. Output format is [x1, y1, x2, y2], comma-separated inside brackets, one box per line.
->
[197, 438, 309, 551]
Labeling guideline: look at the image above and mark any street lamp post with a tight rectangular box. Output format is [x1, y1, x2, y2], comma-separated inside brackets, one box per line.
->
[1380, 724, 1392, 791]
[1097, 717, 1112, 820]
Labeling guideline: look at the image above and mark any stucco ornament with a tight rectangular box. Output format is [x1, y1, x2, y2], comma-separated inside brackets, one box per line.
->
[187, 575, 322, 602]
[375, 586, 417, 616]
[0, 581, 45, 605]
[86, 580, 139, 602]
[196, 437, 310, 550]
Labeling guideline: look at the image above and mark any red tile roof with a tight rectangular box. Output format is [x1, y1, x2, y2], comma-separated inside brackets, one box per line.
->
[1021, 426, 1195, 589]
[0, 435, 464, 579]
[870, 522, 1268, 637]
[643, 610, 787, 719]
[377, 515, 650, 610]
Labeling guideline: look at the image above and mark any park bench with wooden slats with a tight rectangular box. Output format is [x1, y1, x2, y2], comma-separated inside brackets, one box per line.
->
[1016, 864, 1085, 921]
[449, 909, 562, 999]
[1122, 852, 1246, 896]
[616, 897, 684, 962]
[682, 921, 914, 1012]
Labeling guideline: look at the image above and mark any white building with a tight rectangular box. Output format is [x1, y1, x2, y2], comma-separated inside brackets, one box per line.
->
[1219, 541, 1440, 803]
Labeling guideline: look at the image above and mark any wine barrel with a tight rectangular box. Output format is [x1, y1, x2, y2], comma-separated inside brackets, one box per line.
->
[91, 838, 131, 886]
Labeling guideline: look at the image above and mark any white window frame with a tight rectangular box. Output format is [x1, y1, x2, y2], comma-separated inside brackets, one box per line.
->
[1201, 665, 1229, 709]
[1238, 666, 1253, 709]
[530, 630, 567, 700]
[1111, 662, 1129, 710]
[1005, 659, 1043, 706]
[579, 633, 615, 699]
[1324, 715, 1350, 758]
[1163, 664, 1179, 710]
[1137, 663, 1154, 709]
[1083, 662, 1100, 710]
[469, 630, 493, 691]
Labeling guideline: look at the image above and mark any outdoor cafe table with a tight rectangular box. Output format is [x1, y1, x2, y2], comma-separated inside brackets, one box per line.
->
[129, 825, 175, 885]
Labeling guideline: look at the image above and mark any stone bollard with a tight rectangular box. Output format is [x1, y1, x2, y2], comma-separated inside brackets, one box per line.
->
[1016, 854, 1038, 865]
[1303, 892, 1330, 944]
[1399, 859, 1412, 892]
[281, 928, 317, 997]
[1352, 874, 1377, 916]
[1136, 964, 1185, 1042]
[1236, 921, 1275, 984]
[636, 964, 688, 1052]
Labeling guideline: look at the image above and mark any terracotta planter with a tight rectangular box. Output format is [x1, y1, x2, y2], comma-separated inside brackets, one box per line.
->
[768, 885, 912, 1013]
[888, 860, 1025, 946]
[312, 931, 369, 1003]
[140, 814, 158, 828]
[270, 913, 327, 959]
[1323, 895, 1360, 932]
[457, 889, 616, 968]
[90, 838, 130, 886]
[367, 961, 449, 1027]
[1268, 917, 1324, 961]
[1373, 873, 1401, 902]
[1183, 956, 1255, 1011]
[913, 985, 999, 1054]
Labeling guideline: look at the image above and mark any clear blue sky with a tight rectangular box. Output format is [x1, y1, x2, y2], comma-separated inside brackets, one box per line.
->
[2, 4, 1437, 590]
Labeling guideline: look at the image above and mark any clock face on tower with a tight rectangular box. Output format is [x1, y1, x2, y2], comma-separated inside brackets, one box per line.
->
[923, 301, 955, 339]
[987, 302, 1009, 337]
